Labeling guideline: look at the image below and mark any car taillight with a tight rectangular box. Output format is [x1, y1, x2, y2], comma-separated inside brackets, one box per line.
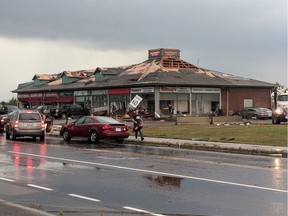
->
[102, 124, 111, 130]
[124, 125, 129, 131]
[0, 119, 4, 123]
[41, 120, 45, 129]
[14, 120, 19, 128]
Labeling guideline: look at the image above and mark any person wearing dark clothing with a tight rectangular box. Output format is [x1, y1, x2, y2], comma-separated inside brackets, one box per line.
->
[132, 109, 144, 141]
[168, 103, 173, 113]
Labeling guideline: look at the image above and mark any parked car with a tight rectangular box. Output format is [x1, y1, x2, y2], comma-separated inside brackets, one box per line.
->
[36, 105, 58, 118]
[54, 105, 90, 119]
[261, 108, 272, 118]
[238, 107, 272, 119]
[6, 109, 45, 140]
[0, 105, 19, 115]
[0, 105, 20, 133]
[60, 116, 130, 144]
[0, 111, 18, 133]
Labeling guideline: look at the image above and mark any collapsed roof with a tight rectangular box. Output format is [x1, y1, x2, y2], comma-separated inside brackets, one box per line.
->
[13, 48, 275, 93]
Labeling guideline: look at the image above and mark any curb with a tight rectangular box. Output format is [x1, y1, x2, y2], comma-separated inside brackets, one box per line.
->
[124, 137, 287, 157]
[0, 199, 55, 216]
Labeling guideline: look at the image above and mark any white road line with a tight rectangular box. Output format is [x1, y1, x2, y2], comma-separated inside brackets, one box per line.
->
[124, 206, 167, 216]
[0, 177, 15, 182]
[27, 184, 53, 191]
[68, 193, 100, 202]
[9, 151, 288, 193]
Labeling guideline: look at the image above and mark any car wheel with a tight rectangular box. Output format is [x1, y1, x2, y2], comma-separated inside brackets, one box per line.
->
[252, 114, 258, 119]
[11, 130, 17, 141]
[61, 112, 67, 119]
[33, 136, 37, 141]
[6, 132, 10, 139]
[115, 138, 124, 143]
[89, 130, 99, 144]
[62, 129, 71, 141]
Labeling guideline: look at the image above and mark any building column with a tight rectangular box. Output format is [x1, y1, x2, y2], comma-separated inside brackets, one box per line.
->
[154, 86, 160, 115]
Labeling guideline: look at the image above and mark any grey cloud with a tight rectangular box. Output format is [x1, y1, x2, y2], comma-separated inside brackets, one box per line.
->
[0, 0, 286, 86]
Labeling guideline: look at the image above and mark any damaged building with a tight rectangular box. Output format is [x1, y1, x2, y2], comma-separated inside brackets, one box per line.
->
[13, 48, 275, 116]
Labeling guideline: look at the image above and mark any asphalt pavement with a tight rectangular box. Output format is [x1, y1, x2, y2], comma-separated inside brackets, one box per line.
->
[1, 120, 287, 216]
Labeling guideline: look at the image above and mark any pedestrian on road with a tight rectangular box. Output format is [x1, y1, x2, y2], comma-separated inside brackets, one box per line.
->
[132, 109, 144, 141]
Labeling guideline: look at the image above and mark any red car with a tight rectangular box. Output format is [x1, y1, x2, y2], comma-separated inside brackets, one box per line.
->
[60, 116, 129, 144]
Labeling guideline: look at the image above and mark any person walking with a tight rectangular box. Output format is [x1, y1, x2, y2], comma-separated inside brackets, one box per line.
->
[132, 109, 144, 141]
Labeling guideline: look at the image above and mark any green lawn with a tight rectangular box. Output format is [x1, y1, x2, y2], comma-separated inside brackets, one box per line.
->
[140, 124, 287, 147]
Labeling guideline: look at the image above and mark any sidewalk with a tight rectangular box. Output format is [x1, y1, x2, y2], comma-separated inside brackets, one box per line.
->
[0, 199, 55, 216]
[47, 127, 287, 157]
[125, 136, 287, 156]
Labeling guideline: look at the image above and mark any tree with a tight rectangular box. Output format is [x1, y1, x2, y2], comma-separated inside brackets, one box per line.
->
[0, 97, 18, 106]
[8, 97, 17, 106]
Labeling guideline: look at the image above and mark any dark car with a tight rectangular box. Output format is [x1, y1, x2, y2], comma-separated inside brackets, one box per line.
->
[60, 116, 129, 144]
[36, 105, 58, 118]
[0, 105, 20, 133]
[238, 107, 271, 119]
[54, 104, 90, 119]
[6, 109, 45, 140]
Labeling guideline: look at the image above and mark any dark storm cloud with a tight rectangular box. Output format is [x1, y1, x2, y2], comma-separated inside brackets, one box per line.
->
[0, 0, 286, 83]
[1, 0, 285, 50]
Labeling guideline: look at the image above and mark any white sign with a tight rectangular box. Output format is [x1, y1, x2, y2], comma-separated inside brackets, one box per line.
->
[131, 87, 154, 93]
[74, 90, 88, 96]
[129, 95, 143, 108]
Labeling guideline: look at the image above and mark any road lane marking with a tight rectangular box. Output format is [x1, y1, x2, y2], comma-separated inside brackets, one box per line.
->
[9, 151, 288, 193]
[68, 193, 100, 202]
[27, 184, 53, 191]
[0, 177, 15, 182]
[124, 206, 166, 216]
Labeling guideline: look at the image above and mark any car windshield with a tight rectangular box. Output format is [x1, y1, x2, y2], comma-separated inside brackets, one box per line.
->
[95, 116, 120, 124]
[278, 95, 288, 101]
[19, 113, 41, 120]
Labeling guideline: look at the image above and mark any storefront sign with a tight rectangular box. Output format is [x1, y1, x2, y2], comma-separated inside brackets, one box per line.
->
[160, 87, 190, 93]
[59, 91, 74, 97]
[108, 88, 129, 94]
[74, 90, 88, 96]
[30, 93, 43, 98]
[192, 88, 220, 93]
[131, 87, 154, 93]
[149, 50, 161, 57]
[45, 92, 58, 97]
[18, 93, 30, 98]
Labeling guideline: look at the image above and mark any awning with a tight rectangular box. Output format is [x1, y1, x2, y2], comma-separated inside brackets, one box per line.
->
[57, 97, 73, 103]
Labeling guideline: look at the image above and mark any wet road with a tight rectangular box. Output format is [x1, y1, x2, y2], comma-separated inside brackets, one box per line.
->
[0, 134, 287, 216]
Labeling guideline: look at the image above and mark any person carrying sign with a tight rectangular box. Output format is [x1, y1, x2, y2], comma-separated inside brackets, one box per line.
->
[132, 109, 144, 141]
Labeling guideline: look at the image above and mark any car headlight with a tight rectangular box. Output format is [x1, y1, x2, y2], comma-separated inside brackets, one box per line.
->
[275, 108, 284, 114]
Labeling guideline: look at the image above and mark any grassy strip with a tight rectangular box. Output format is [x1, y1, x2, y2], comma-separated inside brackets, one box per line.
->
[139, 124, 287, 147]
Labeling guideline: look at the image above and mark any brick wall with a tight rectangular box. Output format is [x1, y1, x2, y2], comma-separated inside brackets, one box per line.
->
[222, 88, 272, 115]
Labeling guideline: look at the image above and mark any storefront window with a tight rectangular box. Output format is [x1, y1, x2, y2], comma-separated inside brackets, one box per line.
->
[191, 93, 219, 115]
[92, 94, 107, 108]
[109, 94, 129, 112]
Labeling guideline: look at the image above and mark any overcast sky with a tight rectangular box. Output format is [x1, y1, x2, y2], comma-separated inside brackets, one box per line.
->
[0, 0, 287, 102]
